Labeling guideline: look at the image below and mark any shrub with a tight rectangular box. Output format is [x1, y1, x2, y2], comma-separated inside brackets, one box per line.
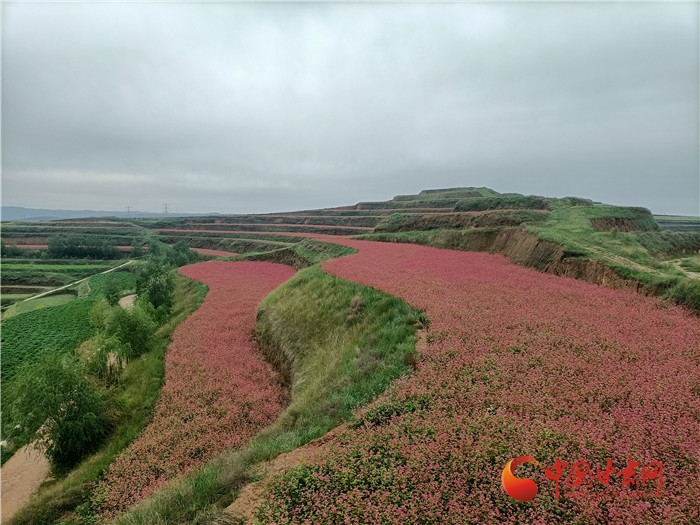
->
[104, 279, 121, 306]
[666, 278, 700, 311]
[47, 235, 120, 259]
[104, 305, 157, 360]
[90, 298, 112, 331]
[89, 335, 129, 385]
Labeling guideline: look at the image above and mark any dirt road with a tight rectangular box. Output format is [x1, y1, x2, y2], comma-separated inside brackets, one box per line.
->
[0, 445, 50, 521]
[118, 294, 137, 309]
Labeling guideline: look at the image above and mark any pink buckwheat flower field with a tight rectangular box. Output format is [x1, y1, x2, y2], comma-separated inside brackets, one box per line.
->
[258, 240, 700, 524]
[94, 261, 294, 518]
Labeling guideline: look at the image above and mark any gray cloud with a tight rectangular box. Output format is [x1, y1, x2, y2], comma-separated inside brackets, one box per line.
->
[2, 3, 698, 214]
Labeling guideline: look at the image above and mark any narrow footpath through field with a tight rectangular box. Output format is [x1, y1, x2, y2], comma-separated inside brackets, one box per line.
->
[94, 261, 295, 519]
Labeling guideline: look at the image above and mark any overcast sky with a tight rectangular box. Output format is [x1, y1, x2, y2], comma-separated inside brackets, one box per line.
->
[2, 2, 698, 215]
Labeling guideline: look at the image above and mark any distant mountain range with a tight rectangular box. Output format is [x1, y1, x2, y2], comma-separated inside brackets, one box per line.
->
[1, 206, 220, 222]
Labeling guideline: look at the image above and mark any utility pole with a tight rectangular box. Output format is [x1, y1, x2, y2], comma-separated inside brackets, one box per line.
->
[162, 203, 169, 215]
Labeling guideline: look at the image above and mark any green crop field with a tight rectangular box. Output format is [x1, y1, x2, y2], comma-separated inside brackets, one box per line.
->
[2, 294, 77, 320]
[1, 298, 95, 384]
[87, 271, 137, 298]
[1, 294, 34, 306]
[0, 271, 137, 384]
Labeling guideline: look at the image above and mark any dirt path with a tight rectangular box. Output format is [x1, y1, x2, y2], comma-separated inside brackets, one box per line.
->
[23, 260, 134, 302]
[225, 425, 348, 522]
[118, 294, 137, 309]
[1, 445, 51, 522]
[669, 259, 700, 280]
[582, 247, 700, 281]
[584, 246, 662, 275]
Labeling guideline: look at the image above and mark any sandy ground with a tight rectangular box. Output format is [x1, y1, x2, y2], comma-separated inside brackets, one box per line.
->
[1, 445, 51, 522]
[118, 294, 137, 309]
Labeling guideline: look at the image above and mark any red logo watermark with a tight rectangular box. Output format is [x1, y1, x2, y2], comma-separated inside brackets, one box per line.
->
[502, 455, 663, 502]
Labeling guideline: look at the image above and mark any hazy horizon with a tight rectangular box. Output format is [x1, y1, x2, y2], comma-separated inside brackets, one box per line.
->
[2, 3, 698, 216]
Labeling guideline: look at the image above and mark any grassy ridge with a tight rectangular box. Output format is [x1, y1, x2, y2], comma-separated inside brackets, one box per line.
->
[156, 235, 294, 254]
[375, 210, 547, 233]
[1, 264, 113, 270]
[113, 265, 423, 525]
[180, 216, 382, 227]
[394, 187, 498, 200]
[453, 194, 552, 211]
[231, 238, 357, 269]
[8, 274, 209, 525]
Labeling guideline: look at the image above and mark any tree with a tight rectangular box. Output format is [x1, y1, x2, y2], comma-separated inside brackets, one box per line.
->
[136, 259, 175, 311]
[169, 240, 199, 266]
[104, 278, 121, 306]
[130, 237, 144, 258]
[7, 354, 111, 472]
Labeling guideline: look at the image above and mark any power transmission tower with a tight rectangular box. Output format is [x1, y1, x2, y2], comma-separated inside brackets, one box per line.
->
[162, 203, 169, 215]
[125, 206, 132, 217]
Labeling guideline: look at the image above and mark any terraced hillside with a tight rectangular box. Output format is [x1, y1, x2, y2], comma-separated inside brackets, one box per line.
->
[110, 211, 698, 525]
[2, 188, 698, 525]
[2, 189, 698, 308]
[116, 187, 700, 310]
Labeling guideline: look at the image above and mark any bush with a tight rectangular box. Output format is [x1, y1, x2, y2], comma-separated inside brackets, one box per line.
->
[6, 353, 111, 472]
[90, 299, 112, 331]
[89, 336, 129, 386]
[135, 298, 171, 326]
[104, 305, 157, 360]
[666, 279, 700, 312]
[104, 279, 121, 306]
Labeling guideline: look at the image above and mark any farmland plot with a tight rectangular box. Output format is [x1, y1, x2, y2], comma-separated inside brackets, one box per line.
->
[259, 239, 700, 524]
[94, 261, 295, 518]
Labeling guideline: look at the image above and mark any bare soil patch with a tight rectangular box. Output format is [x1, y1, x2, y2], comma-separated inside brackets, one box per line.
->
[1, 445, 51, 521]
[118, 294, 137, 309]
[225, 424, 348, 522]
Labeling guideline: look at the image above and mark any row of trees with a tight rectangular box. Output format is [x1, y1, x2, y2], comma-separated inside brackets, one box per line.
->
[48, 235, 122, 259]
